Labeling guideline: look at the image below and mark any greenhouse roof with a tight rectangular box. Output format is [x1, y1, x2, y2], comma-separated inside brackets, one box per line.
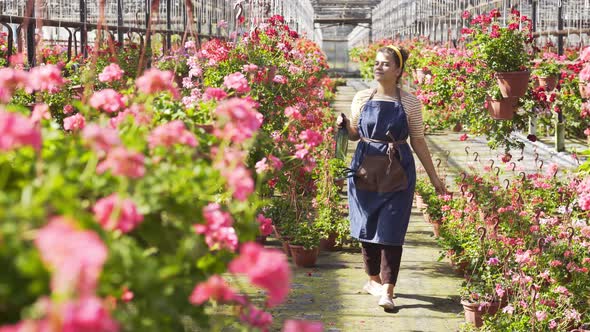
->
[311, 0, 383, 25]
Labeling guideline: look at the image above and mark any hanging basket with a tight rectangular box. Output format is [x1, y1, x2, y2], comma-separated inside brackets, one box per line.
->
[486, 96, 519, 120]
[495, 70, 530, 98]
[538, 75, 558, 91]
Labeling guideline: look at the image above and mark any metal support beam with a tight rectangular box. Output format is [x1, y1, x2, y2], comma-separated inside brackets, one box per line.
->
[26, 0, 35, 67]
[80, 0, 87, 58]
[557, 2, 563, 56]
[117, 0, 124, 44]
[166, 0, 171, 50]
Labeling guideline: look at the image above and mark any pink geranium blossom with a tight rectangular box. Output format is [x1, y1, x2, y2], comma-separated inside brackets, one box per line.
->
[98, 63, 124, 83]
[61, 296, 119, 332]
[194, 203, 238, 252]
[203, 87, 228, 101]
[226, 165, 254, 201]
[272, 75, 288, 84]
[282, 320, 323, 332]
[581, 47, 590, 62]
[109, 104, 151, 128]
[255, 158, 269, 174]
[299, 129, 323, 148]
[28, 64, 65, 92]
[63, 113, 86, 131]
[580, 65, 590, 82]
[30, 103, 51, 124]
[0, 110, 42, 151]
[0, 67, 29, 102]
[242, 63, 258, 72]
[229, 242, 290, 307]
[223, 72, 251, 93]
[189, 275, 242, 305]
[89, 89, 126, 113]
[284, 106, 303, 120]
[93, 194, 144, 233]
[240, 305, 273, 330]
[256, 214, 273, 236]
[35, 217, 108, 296]
[96, 147, 145, 179]
[63, 104, 74, 114]
[148, 120, 198, 149]
[214, 97, 263, 143]
[82, 124, 121, 153]
[136, 68, 179, 98]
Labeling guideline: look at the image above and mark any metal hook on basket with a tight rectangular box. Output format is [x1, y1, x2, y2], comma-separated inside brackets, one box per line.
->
[478, 226, 487, 242]
[503, 178, 510, 190]
[473, 151, 479, 162]
[567, 227, 575, 245]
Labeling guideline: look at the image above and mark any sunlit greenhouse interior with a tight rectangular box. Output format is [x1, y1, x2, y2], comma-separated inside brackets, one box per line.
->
[1, 0, 590, 331]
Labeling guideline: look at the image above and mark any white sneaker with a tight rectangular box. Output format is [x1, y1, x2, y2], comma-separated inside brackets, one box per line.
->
[363, 280, 383, 297]
[378, 294, 395, 310]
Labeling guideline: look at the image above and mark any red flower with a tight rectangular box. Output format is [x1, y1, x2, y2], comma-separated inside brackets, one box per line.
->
[527, 134, 537, 142]
[501, 153, 512, 163]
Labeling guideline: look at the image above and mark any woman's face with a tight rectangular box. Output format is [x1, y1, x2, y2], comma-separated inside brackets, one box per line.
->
[374, 51, 401, 84]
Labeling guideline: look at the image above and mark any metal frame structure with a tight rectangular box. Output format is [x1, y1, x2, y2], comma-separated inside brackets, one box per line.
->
[0, 0, 315, 66]
[364, 0, 590, 51]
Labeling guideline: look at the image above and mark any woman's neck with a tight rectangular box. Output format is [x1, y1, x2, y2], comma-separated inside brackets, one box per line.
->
[376, 83, 399, 98]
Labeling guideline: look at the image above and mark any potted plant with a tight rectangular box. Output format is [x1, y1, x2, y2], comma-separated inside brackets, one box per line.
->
[314, 158, 349, 250]
[415, 177, 444, 236]
[532, 52, 563, 91]
[289, 221, 321, 268]
[468, 8, 533, 98]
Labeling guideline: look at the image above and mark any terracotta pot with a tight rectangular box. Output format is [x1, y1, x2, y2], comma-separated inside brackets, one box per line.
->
[538, 75, 558, 91]
[319, 232, 340, 251]
[452, 122, 463, 132]
[430, 219, 442, 237]
[580, 82, 590, 99]
[495, 70, 530, 98]
[415, 194, 425, 210]
[289, 245, 319, 267]
[486, 96, 519, 120]
[461, 300, 500, 327]
[422, 211, 431, 223]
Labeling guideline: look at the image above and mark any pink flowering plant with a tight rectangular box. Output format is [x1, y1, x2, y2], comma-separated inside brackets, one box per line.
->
[438, 163, 590, 330]
[465, 8, 533, 73]
[0, 15, 338, 332]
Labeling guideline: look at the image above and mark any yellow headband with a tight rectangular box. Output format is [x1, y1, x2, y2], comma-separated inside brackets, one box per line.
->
[386, 45, 404, 68]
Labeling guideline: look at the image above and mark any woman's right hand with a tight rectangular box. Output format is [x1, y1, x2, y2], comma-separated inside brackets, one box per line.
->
[336, 113, 348, 129]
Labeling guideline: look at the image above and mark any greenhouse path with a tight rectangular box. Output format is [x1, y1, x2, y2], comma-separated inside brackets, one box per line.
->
[263, 79, 588, 332]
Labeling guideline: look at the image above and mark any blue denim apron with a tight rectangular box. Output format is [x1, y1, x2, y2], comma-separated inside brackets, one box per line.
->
[348, 91, 416, 245]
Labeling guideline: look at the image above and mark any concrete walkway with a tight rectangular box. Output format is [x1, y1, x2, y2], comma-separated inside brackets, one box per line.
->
[266, 79, 587, 331]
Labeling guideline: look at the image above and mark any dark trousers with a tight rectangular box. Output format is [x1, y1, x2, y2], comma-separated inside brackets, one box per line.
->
[361, 242, 403, 285]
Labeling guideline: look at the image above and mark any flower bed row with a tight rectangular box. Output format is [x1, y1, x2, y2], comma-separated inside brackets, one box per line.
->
[0, 15, 342, 332]
[417, 160, 590, 330]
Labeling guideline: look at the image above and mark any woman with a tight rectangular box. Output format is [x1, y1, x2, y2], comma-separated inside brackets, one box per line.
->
[337, 45, 446, 310]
